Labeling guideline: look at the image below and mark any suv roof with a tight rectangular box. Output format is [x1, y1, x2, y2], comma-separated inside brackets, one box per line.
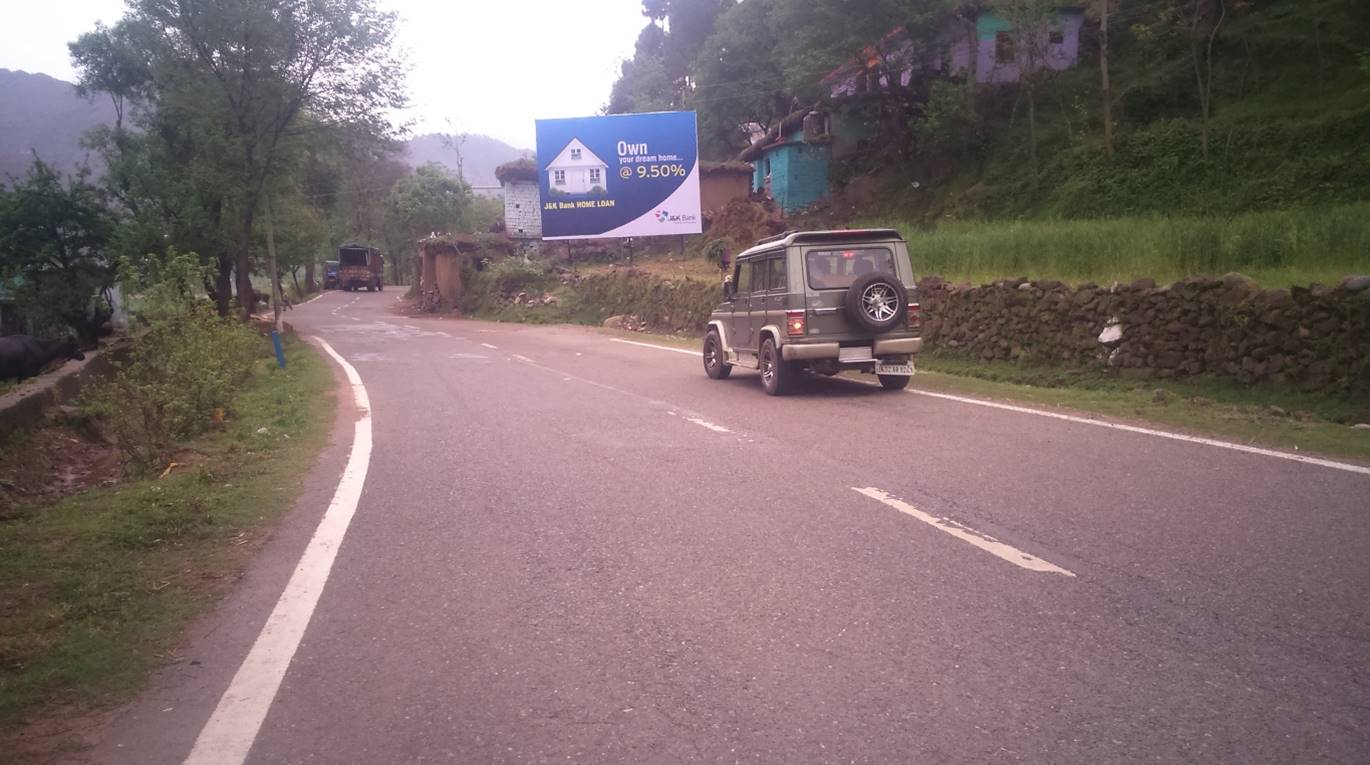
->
[738, 228, 904, 259]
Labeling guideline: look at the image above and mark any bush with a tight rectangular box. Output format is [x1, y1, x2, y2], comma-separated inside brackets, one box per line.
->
[702, 239, 730, 266]
[82, 251, 262, 467]
[490, 257, 549, 295]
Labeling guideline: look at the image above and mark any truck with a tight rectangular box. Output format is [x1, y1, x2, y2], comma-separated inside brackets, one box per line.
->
[337, 245, 384, 292]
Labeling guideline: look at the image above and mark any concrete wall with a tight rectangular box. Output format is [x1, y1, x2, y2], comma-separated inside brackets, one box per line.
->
[503, 181, 542, 239]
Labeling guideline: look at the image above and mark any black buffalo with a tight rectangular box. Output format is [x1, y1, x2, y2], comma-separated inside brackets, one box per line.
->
[0, 335, 87, 383]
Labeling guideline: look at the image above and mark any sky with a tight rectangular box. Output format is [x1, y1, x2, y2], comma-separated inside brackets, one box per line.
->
[0, 0, 649, 150]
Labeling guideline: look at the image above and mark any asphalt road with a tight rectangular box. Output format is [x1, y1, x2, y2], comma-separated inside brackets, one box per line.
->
[91, 290, 1370, 764]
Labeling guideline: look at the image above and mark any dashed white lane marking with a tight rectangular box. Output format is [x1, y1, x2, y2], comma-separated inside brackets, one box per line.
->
[481, 342, 498, 350]
[685, 416, 731, 433]
[612, 339, 1370, 477]
[610, 338, 697, 356]
[512, 354, 535, 364]
[185, 338, 373, 765]
[854, 488, 1076, 577]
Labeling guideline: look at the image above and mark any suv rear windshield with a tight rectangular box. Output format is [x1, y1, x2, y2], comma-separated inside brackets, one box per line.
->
[805, 248, 896, 290]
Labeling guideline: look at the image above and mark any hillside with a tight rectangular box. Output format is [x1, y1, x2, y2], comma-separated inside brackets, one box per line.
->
[405, 133, 531, 191]
[823, 0, 1370, 222]
[0, 69, 529, 190]
[0, 69, 115, 181]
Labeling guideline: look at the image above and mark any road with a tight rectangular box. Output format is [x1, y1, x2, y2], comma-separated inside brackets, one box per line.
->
[91, 290, 1370, 764]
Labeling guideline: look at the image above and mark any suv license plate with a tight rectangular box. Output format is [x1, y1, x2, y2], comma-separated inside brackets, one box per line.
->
[875, 361, 914, 376]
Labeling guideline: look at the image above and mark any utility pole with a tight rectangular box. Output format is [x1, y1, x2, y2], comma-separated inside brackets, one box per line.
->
[1100, 0, 1114, 157]
[263, 192, 287, 368]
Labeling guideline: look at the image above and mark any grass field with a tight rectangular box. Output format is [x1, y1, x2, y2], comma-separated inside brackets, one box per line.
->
[0, 337, 332, 735]
[860, 202, 1370, 288]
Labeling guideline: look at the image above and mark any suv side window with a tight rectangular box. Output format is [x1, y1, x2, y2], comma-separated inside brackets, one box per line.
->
[750, 259, 769, 293]
[768, 255, 787, 292]
[734, 259, 752, 294]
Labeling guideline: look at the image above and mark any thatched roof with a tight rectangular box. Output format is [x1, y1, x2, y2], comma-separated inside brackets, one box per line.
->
[700, 160, 753, 176]
[418, 233, 479, 254]
[495, 158, 539, 184]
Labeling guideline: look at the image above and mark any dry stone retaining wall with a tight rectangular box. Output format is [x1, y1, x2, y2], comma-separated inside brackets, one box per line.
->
[916, 274, 1370, 393]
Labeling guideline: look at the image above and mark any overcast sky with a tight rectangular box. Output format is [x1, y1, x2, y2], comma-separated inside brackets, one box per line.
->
[0, 0, 648, 150]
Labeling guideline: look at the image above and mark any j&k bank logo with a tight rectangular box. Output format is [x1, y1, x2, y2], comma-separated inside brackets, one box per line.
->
[656, 209, 697, 224]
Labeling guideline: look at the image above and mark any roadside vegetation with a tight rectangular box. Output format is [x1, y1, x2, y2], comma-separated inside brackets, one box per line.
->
[861, 203, 1370, 288]
[0, 334, 331, 735]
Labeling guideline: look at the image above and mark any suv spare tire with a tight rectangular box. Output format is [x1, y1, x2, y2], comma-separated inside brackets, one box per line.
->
[844, 272, 908, 333]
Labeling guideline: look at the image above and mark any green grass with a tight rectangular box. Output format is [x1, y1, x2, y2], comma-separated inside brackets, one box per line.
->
[0, 337, 333, 731]
[860, 203, 1370, 288]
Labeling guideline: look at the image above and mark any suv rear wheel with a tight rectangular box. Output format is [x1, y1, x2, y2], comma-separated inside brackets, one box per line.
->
[759, 338, 794, 396]
[703, 330, 731, 379]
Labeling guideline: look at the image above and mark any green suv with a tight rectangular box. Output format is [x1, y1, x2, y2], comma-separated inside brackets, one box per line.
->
[702, 229, 923, 395]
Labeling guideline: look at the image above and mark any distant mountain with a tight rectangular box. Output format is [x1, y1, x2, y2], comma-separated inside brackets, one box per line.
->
[0, 69, 530, 193]
[405, 133, 532, 190]
[0, 69, 116, 182]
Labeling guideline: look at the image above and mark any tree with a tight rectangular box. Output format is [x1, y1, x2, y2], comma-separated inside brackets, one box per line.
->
[74, 0, 408, 320]
[993, 0, 1061, 184]
[0, 159, 116, 342]
[383, 163, 472, 283]
[690, 0, 788, 158]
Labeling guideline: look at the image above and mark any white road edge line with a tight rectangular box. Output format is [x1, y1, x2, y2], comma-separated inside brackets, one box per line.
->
[481, 342, 498, 350]
[903, 388, 1370, 477]
[184, 337, 373, 765]
[611, 337, 1370, 477]
[854, 487, 1076, 577]
[610, 337, 697, 356]
[685, 416, 731, 433]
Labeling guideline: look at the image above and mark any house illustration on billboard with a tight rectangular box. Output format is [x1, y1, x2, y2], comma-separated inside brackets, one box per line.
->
[546, 138, 608, 195]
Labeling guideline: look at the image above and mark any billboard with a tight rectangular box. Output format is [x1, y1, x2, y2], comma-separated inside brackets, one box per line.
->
[535, 111, 702, 240]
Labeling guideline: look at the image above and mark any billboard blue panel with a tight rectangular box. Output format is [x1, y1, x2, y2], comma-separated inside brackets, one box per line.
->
[535, 111, 702, 240]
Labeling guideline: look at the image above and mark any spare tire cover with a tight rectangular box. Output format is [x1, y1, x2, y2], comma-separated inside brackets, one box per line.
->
[843, 272, 908, 332]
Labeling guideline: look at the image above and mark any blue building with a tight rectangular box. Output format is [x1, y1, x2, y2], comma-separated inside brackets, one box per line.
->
[739, 109, 832, 216]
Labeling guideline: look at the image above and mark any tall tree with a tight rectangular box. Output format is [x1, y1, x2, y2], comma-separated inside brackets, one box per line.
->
[690, 0, 788, 157]
[0, 159, 115, 342]
[383, 163, 472, 283]
[75, 0, 407, 320]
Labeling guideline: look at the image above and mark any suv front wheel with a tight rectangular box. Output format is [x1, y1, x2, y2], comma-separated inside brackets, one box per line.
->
[759, 338, 795, 396]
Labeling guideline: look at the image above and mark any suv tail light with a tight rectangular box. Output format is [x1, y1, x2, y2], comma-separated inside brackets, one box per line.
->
[786, 309, 806, 337]
[906, 302, 921, 331]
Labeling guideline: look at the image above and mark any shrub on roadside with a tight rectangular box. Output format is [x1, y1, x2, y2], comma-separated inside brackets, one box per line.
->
[490, 257, 549, 295]
[82, 251, 262, 467]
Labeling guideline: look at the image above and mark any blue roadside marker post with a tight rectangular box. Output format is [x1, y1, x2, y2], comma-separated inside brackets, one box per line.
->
[271, 329, 287, 369]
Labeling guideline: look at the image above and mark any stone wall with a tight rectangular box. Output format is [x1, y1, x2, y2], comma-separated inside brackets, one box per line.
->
[916, 274, 1370, 392]
[503, 181, 542, 239]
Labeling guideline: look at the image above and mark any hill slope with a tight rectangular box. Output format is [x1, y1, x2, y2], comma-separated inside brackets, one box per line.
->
[404, 133, 531, 190]
[0, 69, 115, 181]
[0, 69, 530, 190]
